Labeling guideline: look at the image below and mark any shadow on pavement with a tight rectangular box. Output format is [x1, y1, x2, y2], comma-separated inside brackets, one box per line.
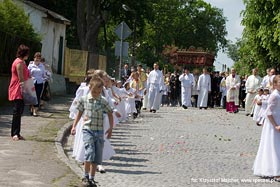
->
[104, 168, 161, 175]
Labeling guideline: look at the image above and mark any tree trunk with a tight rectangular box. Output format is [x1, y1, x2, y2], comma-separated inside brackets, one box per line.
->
[76, 0, 102, 55]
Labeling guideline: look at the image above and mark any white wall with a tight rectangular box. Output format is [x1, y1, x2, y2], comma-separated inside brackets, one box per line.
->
[13, 0, 67, 74]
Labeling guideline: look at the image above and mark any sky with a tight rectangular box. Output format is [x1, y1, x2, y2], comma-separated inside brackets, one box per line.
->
[204, 0, 245, 71]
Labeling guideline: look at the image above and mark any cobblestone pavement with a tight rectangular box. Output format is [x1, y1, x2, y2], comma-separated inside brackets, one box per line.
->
[65, 106, 280, 187]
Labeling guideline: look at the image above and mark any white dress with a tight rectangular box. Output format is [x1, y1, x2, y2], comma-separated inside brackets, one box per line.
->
[112, 86, 127, 122]
[253, 89, 280, 177]
[120, 87, 137, 114]
[257, 94, 270, 125]
[69, 83, 89, 161]
[252, 94, 262, 121]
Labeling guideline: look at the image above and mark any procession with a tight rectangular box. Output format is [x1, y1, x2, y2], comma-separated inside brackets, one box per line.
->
[2, 0, 280, 187]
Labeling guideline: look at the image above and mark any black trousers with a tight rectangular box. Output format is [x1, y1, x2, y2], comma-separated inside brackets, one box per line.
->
[34, 83, 43, 107]
[11, 99, 24, 137]
[135, 100, 142, 114]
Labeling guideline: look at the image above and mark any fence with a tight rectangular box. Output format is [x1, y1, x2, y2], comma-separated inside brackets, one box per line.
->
[64, 48, 107, 84]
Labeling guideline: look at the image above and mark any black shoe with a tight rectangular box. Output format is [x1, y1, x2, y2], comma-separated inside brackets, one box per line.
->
[89, 179, 98, 187]
[245, 113, 250, 116]
[133, 113, 138, 119]
[250, 114, 253, 117]
[152, 110, 156, 113]
[149, 109, 153, 112]
[182, 105, 188, 109]
[81, 177, 91, 187]
[199, 107, 202, 109]
[142, 108, 147, 110]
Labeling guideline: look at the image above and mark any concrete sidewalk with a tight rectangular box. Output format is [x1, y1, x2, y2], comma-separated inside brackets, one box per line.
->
[0, 95, 80, 187]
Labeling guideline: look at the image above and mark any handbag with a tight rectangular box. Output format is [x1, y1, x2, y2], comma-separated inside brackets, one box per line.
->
[22, 78, 38, 105]
[41, 81, 51, 101]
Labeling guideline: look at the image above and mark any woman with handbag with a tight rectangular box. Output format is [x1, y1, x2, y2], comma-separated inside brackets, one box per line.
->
[28, 52, 46, 116]
[8, 44, 30, 141]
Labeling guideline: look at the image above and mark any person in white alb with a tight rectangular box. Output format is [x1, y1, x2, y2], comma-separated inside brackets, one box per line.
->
[197, 68, 211, 109]
[245, 68, 262, 116]
[225, 68, 240, 113]
[179, 67, 194, 109]
[147, 63, 164, 113]
[260, 68, 270, 88]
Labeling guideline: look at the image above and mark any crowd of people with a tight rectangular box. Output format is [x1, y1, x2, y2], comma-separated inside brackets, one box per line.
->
[67, 64, 280, 186]
[8, 44, 280, 186]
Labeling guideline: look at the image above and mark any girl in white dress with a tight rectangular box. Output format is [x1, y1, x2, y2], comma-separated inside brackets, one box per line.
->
[252, 88, 263, 122]
[69, 72, 92, 161]
[253, 75, 280, 181]
[256, 88, 270, 126]
[112, 81, 127, 122]
[122, 82, 137, 117]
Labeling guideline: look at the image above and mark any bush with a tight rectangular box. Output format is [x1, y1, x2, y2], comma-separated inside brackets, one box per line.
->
[0, 0, 40, 41]
[0, 0, 41, 75]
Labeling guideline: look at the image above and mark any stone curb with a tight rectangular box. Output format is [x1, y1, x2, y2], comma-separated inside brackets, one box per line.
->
[55, 121, 83, 178]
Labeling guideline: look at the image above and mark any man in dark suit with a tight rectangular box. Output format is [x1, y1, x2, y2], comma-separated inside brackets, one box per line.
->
[121, 63, 131, 84]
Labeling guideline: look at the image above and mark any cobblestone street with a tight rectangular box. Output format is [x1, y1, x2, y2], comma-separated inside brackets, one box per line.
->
[66, 106, 280, 187]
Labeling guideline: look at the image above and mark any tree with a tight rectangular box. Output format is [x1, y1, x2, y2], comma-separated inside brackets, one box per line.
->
[238, 0, 280, 75]
[227, 40, 240, 63]
[0, 0, 40, 41]
[0, 0, 41, 74]
[138, 0, 227, 67]
[26, 0, 228, 71]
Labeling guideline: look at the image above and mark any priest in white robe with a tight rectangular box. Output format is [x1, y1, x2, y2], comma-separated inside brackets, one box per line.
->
[147, 63, 164, 113]
[197, 68, 211, 109]
[226, 68, 240, 113]
[179, 67, 194, 109]
[245, 68, 262, 116]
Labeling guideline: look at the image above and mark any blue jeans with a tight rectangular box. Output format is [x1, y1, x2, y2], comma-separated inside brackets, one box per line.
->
[82, 129, 104, 164]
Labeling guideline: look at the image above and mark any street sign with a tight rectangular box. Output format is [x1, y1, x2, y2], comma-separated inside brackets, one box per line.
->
[115, 41, 129, 57]
[115, 21, 132, 40]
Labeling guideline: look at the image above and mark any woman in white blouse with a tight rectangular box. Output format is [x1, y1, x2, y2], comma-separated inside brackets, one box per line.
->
[28, 52, 46, 116]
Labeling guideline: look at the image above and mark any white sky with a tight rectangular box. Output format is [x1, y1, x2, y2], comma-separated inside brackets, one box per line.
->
[204, 0, 245, 71]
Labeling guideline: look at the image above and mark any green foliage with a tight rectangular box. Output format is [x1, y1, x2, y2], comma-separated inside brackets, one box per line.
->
[27, 0, 228, 71]
[237, 0, 280, 75]
[104, 0, 228, 68]
[0, 0, 40, 42]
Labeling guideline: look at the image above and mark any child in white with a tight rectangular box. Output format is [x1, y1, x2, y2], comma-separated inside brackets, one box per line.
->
[256, 88, 270, 126]
[112, 81, 127, 122]
[69, 73, 92, 161]
[122, 82, 137, 117]
[252, 88, 263, 122]
[253, 75, 280, 179]
[219, 73, 227, 108]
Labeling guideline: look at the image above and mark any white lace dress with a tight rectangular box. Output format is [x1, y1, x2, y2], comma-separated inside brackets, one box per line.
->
[253, 89, 280, 177]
